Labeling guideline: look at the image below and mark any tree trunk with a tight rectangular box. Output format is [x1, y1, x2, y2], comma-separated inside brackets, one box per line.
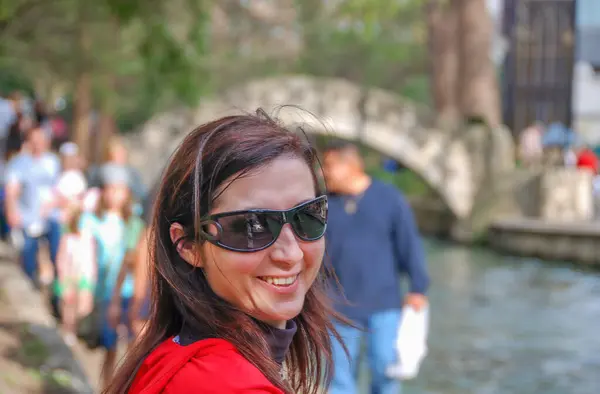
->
[72, 3, 92, 161]
[72, 71, 92, 160]
[96, 109, 116, 165]
[455, 0, 501, 127]
[96, 74, 118, 166]
[427, 0, 460, 128]
[94, 16, 120, 166]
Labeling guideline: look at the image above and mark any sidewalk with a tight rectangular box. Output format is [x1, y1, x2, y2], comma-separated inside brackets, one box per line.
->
[0, 242, 96, 394]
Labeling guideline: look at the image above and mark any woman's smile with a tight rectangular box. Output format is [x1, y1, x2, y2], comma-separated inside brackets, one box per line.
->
[257, 273, 300, 286]
[256, 273, 301, 295]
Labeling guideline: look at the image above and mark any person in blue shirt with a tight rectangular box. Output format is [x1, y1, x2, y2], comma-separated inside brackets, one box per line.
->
[322, 141, 430, 394]
[107, 178, 155, 339]
[79, 164, 142, 387]
[4, 126, 62, 286]
[128, 179, 159, 335]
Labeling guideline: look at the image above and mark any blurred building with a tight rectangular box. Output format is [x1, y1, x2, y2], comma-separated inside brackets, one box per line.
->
[489, 0, 600, 144]
[573, 0, 600, 144]
[495, 0, 576, 137]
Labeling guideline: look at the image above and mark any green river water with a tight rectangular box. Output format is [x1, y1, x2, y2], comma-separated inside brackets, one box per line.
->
[359, 239, 600, 394]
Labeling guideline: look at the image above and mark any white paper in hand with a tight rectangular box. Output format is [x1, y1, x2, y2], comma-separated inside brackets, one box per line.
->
[386, 305, 429, 380]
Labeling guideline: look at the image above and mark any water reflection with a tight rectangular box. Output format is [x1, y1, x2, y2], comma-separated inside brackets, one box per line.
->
[403, 239, 600, 394]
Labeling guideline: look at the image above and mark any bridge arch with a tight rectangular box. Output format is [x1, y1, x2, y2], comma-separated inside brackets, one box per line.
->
[126, 75, 482, 218]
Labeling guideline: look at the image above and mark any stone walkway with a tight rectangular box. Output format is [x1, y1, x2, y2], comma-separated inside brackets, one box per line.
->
[0, 242, 101, 393]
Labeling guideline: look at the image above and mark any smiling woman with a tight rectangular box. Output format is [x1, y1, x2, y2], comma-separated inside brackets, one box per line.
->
[104, 110, 349, 394]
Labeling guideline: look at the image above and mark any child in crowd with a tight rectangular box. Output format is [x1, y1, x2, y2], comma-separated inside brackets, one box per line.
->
[55, 201, 96, 347]
[109, 181, 157, 341]
[107, 212, 145, 339]
[79, 164, 141, 387]
[55, 142, 87, 223]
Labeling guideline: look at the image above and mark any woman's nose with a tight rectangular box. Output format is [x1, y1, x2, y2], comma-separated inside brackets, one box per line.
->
[270, 224, 303, 263]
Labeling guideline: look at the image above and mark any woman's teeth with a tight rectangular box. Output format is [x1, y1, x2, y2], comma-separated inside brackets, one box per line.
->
[259, 275, 298, 286]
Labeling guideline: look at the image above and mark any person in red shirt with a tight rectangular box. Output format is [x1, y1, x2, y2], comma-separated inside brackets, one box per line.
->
[104, 112, 351, 394]
[576, 146, 599, 174]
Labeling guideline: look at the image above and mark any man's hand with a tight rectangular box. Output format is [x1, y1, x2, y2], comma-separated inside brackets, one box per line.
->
[5, 182, 22, 229]
[403, 293, 428, 312]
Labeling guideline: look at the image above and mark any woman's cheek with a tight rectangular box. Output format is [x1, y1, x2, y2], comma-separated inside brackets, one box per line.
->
[211, 247, 268, 276]
[302, 239, 325, 272]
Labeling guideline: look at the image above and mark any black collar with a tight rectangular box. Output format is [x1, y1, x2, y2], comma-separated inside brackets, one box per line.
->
[177, 319, 297, 365]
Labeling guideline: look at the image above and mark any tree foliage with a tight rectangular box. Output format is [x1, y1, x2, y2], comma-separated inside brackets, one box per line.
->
[296, 0, 430, 103]
[1, 0, 433, 129]
[0, 0, 211, 122]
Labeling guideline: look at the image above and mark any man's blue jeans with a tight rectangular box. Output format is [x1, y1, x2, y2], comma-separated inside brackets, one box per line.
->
[21, 219, 61, 285]
[330, 309, 401, 394]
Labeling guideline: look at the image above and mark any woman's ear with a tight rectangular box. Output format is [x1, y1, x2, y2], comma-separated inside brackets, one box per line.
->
[169, 223, 203, 267]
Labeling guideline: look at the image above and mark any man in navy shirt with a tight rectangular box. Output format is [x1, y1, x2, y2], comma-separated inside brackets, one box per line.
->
[323, 141, 430, 394]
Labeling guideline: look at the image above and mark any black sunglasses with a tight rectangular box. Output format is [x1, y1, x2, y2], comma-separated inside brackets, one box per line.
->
[198, 195, 328, 252]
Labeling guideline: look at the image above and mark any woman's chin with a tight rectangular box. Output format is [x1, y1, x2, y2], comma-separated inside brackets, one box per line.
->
[255, 303, 304, 327]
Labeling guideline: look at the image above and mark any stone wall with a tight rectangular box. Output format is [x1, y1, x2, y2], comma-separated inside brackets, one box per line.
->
[489, 218, 600, 266]
[539, 168, 594, 221]
[513, 167, 594, 221]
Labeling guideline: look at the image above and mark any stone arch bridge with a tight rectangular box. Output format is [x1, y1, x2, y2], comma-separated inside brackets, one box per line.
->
[125, 75, 515, 220]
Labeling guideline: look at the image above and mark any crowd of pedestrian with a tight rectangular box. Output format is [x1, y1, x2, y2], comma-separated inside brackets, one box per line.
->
[518, 121, 600, 172]
[0, 92, 153, 388]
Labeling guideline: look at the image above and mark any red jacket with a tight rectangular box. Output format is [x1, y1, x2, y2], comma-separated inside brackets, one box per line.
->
[577, 149, 599, 174]
[129, 337, 284, 393]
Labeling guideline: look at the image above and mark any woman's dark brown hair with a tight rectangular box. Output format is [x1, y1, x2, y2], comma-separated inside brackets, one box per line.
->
[105, 111, 348, 394]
